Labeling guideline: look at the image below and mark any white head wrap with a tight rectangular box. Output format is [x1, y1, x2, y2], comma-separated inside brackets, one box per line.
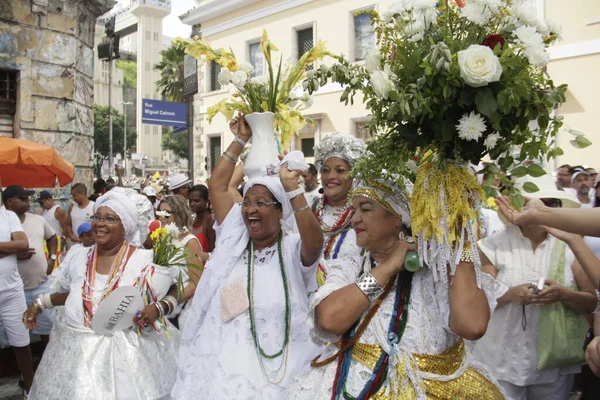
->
[109, 187, 155, 246]
[314, 132, 366, 172]
[94, 190, 140, 244]
[352, 176, 413, 227]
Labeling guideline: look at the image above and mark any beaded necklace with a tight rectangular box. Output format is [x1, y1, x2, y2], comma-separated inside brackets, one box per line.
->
[81, 242, 132, 327]
[331, 258, 413, 400]
[246, 234, 291, 384]
[315, 197, 354, 237]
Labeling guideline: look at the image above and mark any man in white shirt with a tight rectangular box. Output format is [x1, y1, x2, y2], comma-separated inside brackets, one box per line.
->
[4, 186, 58, 344]
[0, 187, 34, 396]
[68, 183, 94, 243]
[302, 163, 322, 207]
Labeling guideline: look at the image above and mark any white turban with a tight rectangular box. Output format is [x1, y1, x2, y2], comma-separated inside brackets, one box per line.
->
[94, 190, 140, 245]
[352, 176, 413, 227]
[108, 187, 155, 245]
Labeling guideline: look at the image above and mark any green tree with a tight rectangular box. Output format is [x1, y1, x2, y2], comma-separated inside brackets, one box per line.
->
[154, 40, 186, 102]
[162, 128, 188, 160]
[93, 105, 137, 159]
[116, 60, 137, 89]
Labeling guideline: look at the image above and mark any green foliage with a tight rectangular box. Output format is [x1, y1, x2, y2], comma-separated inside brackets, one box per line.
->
[154, 41, 185, 102]
[116, 60, 137, 89]
[93, 105, 137, 159]
[162, 129, 189, 160]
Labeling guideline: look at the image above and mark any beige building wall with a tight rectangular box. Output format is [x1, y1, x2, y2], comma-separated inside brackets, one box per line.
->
[546, 0, 600, 169]
[184, 0, 600, 180]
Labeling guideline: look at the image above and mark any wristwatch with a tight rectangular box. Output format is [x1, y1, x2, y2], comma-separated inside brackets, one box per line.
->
[50, 254, 57, 261]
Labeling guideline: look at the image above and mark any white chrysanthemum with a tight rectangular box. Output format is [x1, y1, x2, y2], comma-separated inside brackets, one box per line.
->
[456, 111, 487, 142]
[240, 62, 254, 75]
[250, 75, 269, 86]
[289, 87, 305, 100]
[545, 18, 562, 40]
[412, 0, 437, 10]
[513, 25, 544, 48]
[164, 222, 181, 238]
[369, 69, 395, 100]
[511, 0, 539, 26]
[461, 3, 492, 25]
[155, 210, 170, 219]
[365, 49, 382, 73]
[484, 133, 501, 150]
[217, 68, 232, 86]
[405, 159, 418, 173]
[524, 46, 550, 66]
[231, 70, 248, 87]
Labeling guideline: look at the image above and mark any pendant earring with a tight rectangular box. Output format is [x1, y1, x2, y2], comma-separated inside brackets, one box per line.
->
[279, 218, 284, 226]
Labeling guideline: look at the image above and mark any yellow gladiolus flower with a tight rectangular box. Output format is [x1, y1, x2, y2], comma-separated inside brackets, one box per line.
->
[150, 228, 168, 241]
[260, 29, 278, 61]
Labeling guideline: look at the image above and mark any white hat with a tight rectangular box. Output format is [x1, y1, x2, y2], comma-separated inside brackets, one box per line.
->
[142, 186, 156, 197]
[571, 169, 590, 184]
[498, 172, 580, 226]
[169, 173, 192, 190]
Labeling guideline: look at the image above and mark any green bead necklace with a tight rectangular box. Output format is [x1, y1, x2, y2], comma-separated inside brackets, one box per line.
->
[246, 234, 291, 362]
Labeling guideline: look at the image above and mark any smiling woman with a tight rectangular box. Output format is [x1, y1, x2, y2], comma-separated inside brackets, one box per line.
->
[171, 115, 324, 399]
[22, 191, 181, 400]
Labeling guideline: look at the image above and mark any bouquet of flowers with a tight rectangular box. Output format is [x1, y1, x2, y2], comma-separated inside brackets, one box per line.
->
[180, 30, 330, 150]
[304, 0, 589, 282]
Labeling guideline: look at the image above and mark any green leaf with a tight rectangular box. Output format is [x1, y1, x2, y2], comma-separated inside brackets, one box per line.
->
[567, 129, 584, 136]
[474, 87, 498, 119]
[527, 164, 547, 178]
[511, 193, 526, 211]
[570, 135, 592, 149]
[522, 182, 540, 193]
[510, 166, 528, 178]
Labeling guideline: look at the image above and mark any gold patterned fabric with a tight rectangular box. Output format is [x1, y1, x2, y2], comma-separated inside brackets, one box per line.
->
[347, 340, 504, 399]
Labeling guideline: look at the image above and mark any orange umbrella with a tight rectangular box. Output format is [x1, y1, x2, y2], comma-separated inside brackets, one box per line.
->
[0, 137, 75, 188]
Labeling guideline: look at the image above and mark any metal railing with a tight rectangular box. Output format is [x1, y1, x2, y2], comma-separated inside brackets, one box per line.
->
[97, 0, 171, 25]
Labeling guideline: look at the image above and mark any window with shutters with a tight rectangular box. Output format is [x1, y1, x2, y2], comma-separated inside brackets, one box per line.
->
[248, 41, 264, 78]
[0, 70, 17, 137]
[301, 137, 315, 157]
[209, 136, 222, 172]
[296, 26, 314, 69]
[154, 32, 159, 42]
[353, 120, 373, 142]
[145, 30, 151, 40]
[209, 61, 221, 92]
[354, 12, 375, 61]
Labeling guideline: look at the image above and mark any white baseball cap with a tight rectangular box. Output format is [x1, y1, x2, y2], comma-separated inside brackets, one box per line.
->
[169, 173, 192, 190]
[142, 186, 157, 197]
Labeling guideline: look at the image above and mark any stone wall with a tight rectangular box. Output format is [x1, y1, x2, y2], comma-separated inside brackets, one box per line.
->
[0, 0, 115, 189]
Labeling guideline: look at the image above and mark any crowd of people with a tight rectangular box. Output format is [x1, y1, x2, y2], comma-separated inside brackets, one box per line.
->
[2, 116, 600, 399]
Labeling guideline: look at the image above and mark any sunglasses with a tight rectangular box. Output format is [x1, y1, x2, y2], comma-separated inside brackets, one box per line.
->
[541, 198, 562, 208]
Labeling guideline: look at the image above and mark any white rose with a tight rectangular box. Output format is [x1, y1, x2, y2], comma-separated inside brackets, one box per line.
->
[231, 70, 248, 87]
[217, 68, 232, 86]
[457, 45, 503, 87]
[369, 69, 394, 100]
[250, 75, 269, 86]
[365, 49, 382, 73]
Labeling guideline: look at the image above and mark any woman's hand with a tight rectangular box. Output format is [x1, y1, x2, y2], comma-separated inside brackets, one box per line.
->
[508, 283, 536, 305]
[134, 304, 160, 327]
[496, 196, 545, 226]
[384, 239, 417, 274]
[22, 305, 41, 330]
[280, 162, 301, 192]
[229, 115, 252, 143]
[532, 279, 564, 306]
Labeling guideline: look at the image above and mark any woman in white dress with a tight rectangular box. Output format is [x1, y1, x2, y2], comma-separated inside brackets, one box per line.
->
[312, 133, 366, 286]
[22, 191, 181, 399]
[473, 175, 597, 400]
[171, 116, 324, 399]
[289, 177, 505, 399]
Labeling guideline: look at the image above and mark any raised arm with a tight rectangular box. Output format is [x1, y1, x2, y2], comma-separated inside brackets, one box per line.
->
[497, 196, 600, 237]
[279, 163, 323, 266]
[208, 116, 252, 225]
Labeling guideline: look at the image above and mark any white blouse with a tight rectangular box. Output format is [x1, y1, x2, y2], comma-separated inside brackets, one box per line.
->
[473, 226, 580, 386]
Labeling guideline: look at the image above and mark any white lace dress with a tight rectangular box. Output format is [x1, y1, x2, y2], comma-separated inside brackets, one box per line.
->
[172, 204, 322, 400]
[288, 254, 506, 399]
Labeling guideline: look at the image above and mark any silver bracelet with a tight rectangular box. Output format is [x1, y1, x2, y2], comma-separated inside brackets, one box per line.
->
[294, 205, 310, 214]
[235, 137, 247, 147]
[285, 187, 305, 201]
[355, 271, 384, 302]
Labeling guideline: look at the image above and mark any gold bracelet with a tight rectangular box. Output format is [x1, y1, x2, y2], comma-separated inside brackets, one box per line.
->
[459, 247, 473, 263]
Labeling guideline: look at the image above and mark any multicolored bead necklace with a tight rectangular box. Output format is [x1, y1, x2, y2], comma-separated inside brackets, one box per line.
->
[81, 241, 132, 327]
[246, 234, 291, 384]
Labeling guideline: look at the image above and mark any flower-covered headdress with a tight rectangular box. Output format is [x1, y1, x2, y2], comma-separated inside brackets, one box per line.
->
[314, 133, 366, 172]
[351, 175, 413, 228]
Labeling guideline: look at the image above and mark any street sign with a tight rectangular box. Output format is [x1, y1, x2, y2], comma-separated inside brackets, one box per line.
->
[141, 99, 187, 127]
[183, 54, 198, 97]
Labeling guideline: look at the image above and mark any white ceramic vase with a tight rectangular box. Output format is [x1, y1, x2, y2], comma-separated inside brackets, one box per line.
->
[243, 112, 279, 179]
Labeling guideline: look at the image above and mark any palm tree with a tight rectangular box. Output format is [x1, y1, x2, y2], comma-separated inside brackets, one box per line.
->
[154, 40, 186, 102]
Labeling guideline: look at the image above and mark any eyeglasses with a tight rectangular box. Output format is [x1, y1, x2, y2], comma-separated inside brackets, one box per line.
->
[541, 198, 562, 208]
[91, 215, 121, 224]
[240, 201, 279, 209]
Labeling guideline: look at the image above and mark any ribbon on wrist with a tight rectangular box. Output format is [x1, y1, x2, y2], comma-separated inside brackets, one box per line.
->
[285, 186, 305, 201]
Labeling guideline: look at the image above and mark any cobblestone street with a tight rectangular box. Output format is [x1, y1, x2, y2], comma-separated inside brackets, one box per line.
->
[0, 376, 21, 400]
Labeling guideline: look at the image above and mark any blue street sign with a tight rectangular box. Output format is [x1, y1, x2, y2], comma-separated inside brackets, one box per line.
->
[173, 126, 187, 134]
[141, 99, 187, 127]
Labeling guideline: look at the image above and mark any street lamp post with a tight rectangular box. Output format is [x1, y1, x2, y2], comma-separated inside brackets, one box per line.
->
[119, 101, 133, 178]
